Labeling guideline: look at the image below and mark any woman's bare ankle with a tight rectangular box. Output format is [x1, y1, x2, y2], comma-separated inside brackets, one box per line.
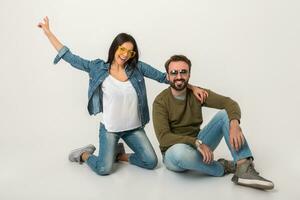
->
[118, 153, 129, 162]
[81, 152, 91, 162]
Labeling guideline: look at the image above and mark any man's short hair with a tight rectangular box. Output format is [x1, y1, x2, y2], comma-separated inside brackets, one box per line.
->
[164, 55, 192, 73]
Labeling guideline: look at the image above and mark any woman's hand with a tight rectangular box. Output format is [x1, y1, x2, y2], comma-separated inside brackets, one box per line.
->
[190, 85, 208, 104]
[37, 16, 51, 35]
[37, 16, 63, 52]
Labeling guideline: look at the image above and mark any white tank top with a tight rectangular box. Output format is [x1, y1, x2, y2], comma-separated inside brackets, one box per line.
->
[101, 75, 141, 132]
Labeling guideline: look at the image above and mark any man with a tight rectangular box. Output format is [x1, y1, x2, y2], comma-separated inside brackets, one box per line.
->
[152, 55, 274, 190]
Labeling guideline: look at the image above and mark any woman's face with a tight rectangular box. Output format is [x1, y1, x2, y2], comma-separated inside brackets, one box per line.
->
[113, 42, 135, 66]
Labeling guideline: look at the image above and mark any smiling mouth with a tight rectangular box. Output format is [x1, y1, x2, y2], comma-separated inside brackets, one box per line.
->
[119, 56, 128, 62]
[175, 79, 185, 84]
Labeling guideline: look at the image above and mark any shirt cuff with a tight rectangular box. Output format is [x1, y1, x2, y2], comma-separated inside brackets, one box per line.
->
[53, 46, 69, 64]
[229, 114, 241, 123]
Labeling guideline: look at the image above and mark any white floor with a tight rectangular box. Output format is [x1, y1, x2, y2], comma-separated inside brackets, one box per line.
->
[1, 124, 299, 200]
[1, 1, 300, 198]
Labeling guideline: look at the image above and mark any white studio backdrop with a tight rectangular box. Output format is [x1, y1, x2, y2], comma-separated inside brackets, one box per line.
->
[0, 0, 300, 199]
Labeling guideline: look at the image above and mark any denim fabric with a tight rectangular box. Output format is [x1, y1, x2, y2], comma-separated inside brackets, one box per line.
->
[163, 110, 253, 176]
[54, 46, 168, 126]
[86, 123, 158, 175]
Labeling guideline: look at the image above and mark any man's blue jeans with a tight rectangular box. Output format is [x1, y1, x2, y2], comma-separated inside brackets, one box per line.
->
[163, 110, 253, 177]
[86, 123, 158, 175]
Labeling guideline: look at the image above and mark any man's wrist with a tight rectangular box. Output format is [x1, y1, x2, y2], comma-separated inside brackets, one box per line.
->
[195, 139, 203, 148]
[230, 119, 240, 126]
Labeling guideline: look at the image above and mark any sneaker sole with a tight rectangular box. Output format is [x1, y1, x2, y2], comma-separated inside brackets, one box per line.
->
[232, 175, 274, 190]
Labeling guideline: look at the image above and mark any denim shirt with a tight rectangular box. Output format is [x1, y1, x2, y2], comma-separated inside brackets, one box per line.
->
[54, 46, 168, 127]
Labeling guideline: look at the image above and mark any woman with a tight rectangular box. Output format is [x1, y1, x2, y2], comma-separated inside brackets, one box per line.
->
[38, 16, 208, 175]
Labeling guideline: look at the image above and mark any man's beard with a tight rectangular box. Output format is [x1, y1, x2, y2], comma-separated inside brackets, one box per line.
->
[170, 78, 189, 91]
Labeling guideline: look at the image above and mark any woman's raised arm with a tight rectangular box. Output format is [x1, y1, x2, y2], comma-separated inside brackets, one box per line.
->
[38, 16, 63, 52]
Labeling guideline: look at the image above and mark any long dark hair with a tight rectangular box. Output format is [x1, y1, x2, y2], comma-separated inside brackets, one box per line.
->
[106, 33, 139, 69]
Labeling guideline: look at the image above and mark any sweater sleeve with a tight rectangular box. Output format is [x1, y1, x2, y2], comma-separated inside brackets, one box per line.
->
[203, 89, 241, 122]
[152, 97, 197, 151]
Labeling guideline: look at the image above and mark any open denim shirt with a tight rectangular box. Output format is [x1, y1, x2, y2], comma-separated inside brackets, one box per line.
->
[54, 46, 168, 127]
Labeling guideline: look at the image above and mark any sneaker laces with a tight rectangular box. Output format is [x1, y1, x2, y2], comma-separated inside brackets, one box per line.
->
[247, 162, 260, 175]
[225, 161, 234, 173]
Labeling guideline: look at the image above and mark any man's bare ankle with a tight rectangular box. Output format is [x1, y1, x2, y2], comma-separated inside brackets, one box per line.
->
[237, 159, 247, 166]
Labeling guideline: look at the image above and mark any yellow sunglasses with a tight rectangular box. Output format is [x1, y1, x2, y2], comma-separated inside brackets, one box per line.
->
[117, 46, 136, 58]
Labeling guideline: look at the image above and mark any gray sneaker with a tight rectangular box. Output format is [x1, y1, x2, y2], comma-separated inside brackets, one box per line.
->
[115, 143, 125, 162]
[68, 144, 96, 164]
[217, 158, 236, 175]
[231, 159, 274, 190]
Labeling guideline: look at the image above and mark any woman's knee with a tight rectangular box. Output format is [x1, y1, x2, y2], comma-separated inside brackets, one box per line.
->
[95, 164, 113, 176]
[143, 154, 158, 169]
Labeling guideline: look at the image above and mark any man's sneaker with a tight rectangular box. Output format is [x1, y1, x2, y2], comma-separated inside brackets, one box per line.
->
[231, 159, 274, 190]
[217, 158, 236, 175]
[115, 143, 125, 162]
[68, 144, 96, 164]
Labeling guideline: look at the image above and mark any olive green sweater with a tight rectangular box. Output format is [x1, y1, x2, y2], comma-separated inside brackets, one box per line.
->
[152, 87, 241, 153]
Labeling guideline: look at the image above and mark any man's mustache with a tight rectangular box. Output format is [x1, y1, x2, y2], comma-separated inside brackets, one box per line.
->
[174, 79, 185, 82]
